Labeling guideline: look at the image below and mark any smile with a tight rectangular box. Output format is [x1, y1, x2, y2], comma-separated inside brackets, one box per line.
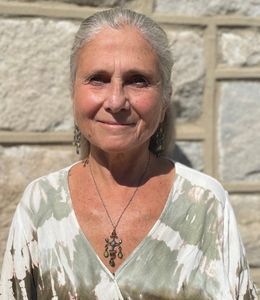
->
[97, 120, 135, 127]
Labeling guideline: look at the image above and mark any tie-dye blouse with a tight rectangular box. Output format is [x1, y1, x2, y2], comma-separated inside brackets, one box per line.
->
[0, 161, 258, 299]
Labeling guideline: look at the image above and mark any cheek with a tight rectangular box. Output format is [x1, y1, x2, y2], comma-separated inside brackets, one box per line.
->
[135, 97, 163, 125]
[73, 88, 103, 119]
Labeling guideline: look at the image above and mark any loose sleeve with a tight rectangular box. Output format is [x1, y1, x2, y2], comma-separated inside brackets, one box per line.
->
[0, 185, 38, 299]
[223, 191, 258, 299]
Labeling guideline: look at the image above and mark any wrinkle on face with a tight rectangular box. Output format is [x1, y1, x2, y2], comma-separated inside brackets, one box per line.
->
[73, 25, 165, 154]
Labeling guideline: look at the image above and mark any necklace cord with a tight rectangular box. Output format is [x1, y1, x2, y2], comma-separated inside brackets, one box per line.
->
[88, 152, 150, 267]
[89, 152, 150, 230]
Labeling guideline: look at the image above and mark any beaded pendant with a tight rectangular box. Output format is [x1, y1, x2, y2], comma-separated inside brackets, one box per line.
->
[104, 229, 123, 267]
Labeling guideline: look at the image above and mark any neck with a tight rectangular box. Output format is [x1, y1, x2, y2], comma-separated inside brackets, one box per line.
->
[88, 145, 151, 186]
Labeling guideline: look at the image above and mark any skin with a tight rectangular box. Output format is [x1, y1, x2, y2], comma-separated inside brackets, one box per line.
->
[73, 26, 166, 164]
[69, 25, 175, 273]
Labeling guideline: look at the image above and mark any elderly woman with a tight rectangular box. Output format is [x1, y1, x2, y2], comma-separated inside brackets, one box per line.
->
[0, 8, 257, 300]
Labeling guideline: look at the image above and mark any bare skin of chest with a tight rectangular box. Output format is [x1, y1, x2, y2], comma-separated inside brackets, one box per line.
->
[69, 159, 175, 274]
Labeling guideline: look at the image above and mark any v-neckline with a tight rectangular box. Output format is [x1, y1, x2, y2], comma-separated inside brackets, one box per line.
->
[64, 160, 180, 279]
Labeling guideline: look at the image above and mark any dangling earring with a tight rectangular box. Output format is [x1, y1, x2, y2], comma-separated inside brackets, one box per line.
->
[73, 124, 81, 155]
[155, 124, 164, 154]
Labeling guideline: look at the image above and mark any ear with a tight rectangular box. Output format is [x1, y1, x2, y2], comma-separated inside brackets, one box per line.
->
[72, 104, 76, 123]
[159, 103, 167, 123]
[72, 93, 77, 120]
[160, 86, 172, 122]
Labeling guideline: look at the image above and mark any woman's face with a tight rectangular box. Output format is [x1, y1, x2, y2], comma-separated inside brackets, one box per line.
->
[73, 25, 166, 154]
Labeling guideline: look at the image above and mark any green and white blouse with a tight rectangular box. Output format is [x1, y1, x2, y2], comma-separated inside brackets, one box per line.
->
[0, 162, 258, 299]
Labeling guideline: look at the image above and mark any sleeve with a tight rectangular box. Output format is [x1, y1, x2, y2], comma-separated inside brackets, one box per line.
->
[0, 185, 38, 299]
[223, 191, 258, 299]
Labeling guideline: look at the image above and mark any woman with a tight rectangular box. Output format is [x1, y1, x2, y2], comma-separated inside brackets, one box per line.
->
[0, 8, 257, 300]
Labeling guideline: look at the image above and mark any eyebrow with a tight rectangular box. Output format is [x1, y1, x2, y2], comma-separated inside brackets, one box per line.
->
[83, 68, 160, 82]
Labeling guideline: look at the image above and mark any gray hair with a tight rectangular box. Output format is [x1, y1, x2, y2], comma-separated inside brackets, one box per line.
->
[70, 8, 175, 157]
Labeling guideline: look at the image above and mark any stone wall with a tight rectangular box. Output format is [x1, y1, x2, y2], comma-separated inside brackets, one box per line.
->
[0, 0, 259, 292]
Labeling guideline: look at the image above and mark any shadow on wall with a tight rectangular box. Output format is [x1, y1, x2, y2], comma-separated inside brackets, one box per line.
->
[171, 145, 192, 168]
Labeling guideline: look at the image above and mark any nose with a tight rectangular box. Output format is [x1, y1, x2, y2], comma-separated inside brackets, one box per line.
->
[103, 80, 129, 113]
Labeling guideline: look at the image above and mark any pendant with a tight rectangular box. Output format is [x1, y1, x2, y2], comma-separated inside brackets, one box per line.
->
[104, 229, 123, 267]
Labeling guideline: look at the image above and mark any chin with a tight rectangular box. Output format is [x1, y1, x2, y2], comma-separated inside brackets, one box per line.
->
[98, 144, 134, 154]
[94, 140, 146, 154]
[89, 135, 150, 154]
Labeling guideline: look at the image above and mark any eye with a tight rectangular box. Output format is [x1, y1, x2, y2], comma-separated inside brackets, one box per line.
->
[126, 75, 149, 88]
[84, 73, 110, 86]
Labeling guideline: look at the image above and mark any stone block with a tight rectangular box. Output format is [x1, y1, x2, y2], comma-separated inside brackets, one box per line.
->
[0, 18, 79, 132]
[0, 145, 78, 268]
[218, 81, 260, 182]
[154, 0, 260, 17]
[219, 29, 260, 67]
[167, 29, 205, 121]
[251, 268, 260, 295]
[171, 141, 204, 171]
[1, 0, 133, 6]
[51, 0, 128, 6]
[230, 194, 260, 268]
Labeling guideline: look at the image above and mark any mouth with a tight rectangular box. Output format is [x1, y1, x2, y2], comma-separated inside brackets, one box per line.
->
[97, 120, 135, 127]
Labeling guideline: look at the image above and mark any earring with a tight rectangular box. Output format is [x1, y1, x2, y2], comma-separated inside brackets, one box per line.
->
[73, 124, 81, 155]
[155, 124, 164, 153]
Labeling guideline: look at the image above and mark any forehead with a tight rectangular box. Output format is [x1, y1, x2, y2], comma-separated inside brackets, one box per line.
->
[77, 25, 159, 71]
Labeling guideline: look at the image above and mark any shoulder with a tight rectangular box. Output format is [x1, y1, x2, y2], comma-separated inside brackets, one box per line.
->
[174, 162, 228, 208]
[18, 162, 78, 215]
[23, 164, 72, 195]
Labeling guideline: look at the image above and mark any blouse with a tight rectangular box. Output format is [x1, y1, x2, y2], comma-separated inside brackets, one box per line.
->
[0, 161, 258, 299]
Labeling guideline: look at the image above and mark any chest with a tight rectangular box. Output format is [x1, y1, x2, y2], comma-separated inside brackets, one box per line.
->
[36, 170, 225, 299]
[36, 198, 224, 300]
[72, 181, 170, 273]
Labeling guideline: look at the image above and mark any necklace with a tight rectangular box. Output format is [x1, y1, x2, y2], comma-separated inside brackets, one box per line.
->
[88, 153, 150, 268]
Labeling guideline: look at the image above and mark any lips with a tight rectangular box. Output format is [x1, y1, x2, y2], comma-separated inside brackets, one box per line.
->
[97, 120, 135, 126]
